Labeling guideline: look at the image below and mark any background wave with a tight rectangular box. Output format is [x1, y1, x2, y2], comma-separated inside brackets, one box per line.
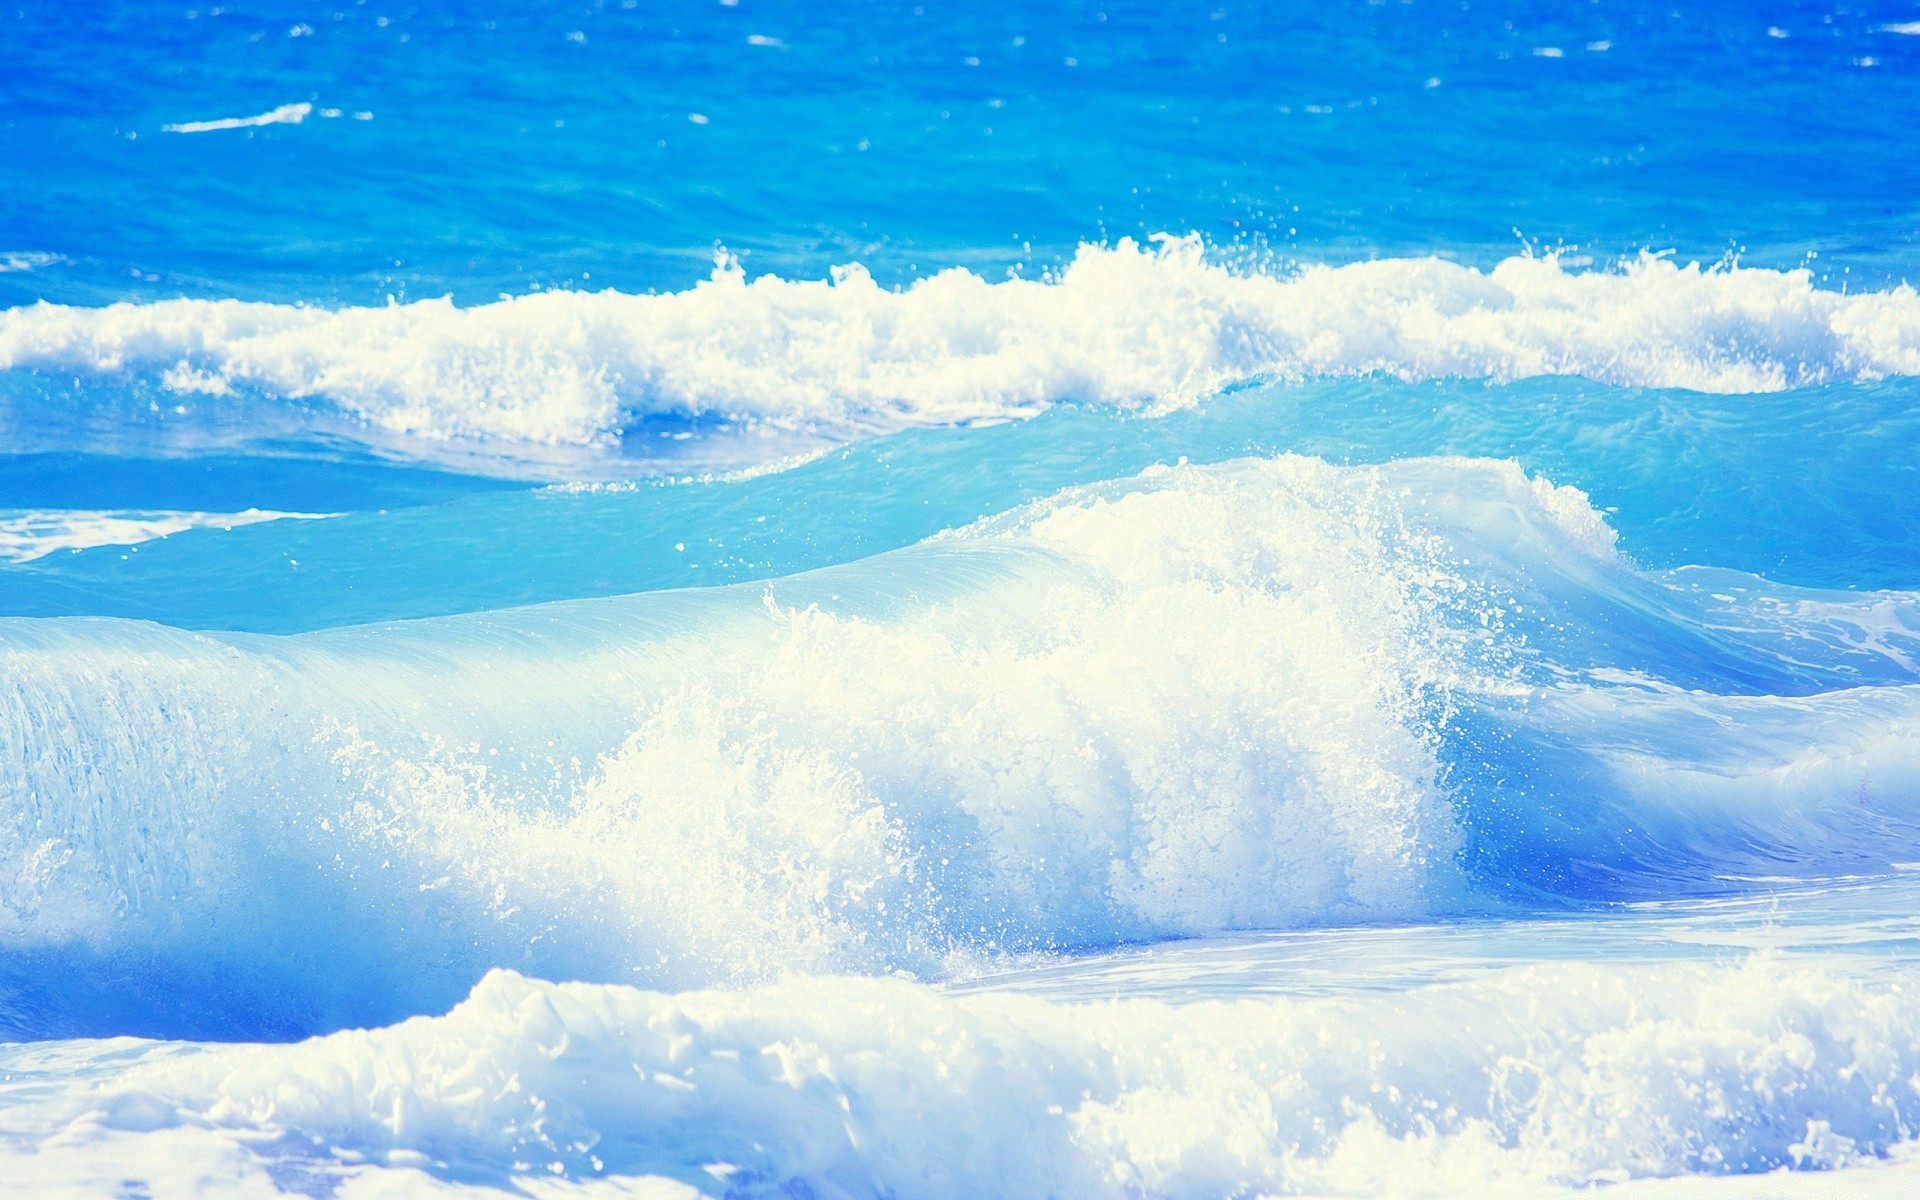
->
[5, 238, 1918, 454]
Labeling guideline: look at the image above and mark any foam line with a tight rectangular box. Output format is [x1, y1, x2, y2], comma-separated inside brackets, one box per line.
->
[0, 251, 62, 273]
[0, 508, 333, 563]
[3, 237, 1916, 449]
[160, 102, 312, 134]
[6, 959, 1920, 1196]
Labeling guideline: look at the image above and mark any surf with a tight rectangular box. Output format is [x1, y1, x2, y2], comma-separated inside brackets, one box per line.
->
[4, 238, 1917, 460]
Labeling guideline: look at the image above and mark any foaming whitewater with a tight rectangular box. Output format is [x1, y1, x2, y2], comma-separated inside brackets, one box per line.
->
[8, 957, 1920, 1198]
[1, 456, 1501, 1036]
[4, 237, 1918, 452]
[8, 454, 1920, 1194]
[12, 1, 1920, 1193]
[7, 454, 1920, 1033]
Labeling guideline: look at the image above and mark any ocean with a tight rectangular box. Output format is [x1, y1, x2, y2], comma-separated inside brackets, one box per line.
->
[4, 1, 1920, 1195]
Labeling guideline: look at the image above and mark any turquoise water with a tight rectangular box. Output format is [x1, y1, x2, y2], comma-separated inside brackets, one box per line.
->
[5, 2, 1920, 1196]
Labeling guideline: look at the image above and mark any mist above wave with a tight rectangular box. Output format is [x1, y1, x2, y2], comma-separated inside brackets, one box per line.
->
[3, 236, 1917, 452]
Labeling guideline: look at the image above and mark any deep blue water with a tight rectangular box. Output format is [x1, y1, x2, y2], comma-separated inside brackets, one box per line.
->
[6, 0, 1920, 310]
[4, 3, 1920, 1196]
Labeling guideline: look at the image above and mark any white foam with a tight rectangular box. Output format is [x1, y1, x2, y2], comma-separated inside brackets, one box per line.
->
[3, 237, 1916, 448]
[376, 456, 1480, 968]
[160, 102, 312, 134]
[0, 251, 63, 273]
[0, 508, 334, 563]
[0, 456, 1529, 998]
[7, 453, 1920, 1025]
[6, 957, 1920, 1196]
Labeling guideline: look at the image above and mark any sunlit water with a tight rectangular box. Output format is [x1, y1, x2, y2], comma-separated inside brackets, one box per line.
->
[5, 2, 1920, 1196]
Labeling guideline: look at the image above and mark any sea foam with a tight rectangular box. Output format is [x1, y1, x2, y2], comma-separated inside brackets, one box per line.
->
[0, 508, 332, 563]
[6, 958, 1920, 1197]
[6, 455, 1920, 1041]
[0, 456, 1531, 1035]
[2, 237, 1916, 450]
[160, 102, 312, 134]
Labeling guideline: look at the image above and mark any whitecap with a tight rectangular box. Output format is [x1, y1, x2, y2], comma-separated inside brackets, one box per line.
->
[2, 237, 1915, 453]
[0, 508, 335, 562]
[0, 251, 64, 273]
[7, 958, 1920, 1196]
[161, 102, 313, 134]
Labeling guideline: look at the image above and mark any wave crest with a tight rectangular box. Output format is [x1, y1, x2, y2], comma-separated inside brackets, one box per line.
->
[6, 454, 1920, 1040]
[4, 237, 1917, 449]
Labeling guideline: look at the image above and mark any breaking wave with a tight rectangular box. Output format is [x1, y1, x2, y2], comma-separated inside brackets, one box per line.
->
[3, 237, 1917, 451]
[4, 454, 1919, 1042]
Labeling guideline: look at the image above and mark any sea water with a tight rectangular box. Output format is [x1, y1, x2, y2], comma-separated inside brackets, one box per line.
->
[4, 2, 1920, 1196]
